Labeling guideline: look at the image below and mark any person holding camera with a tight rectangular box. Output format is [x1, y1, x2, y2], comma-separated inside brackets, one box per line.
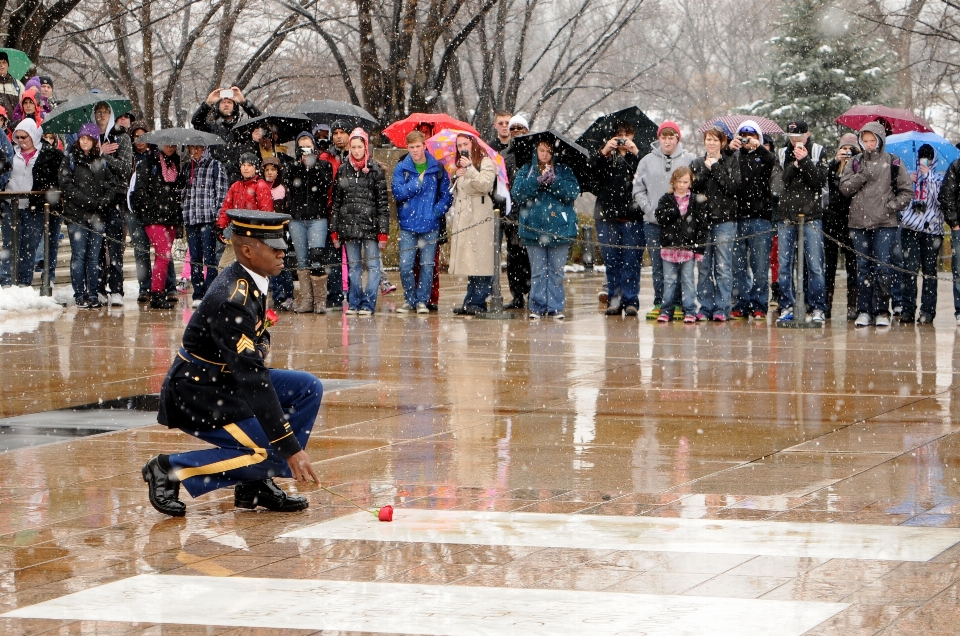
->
[824, 133, 860, 320]
[192, 87, 261, 184]
[898, 144, 944, 324]
[590, 122, 642, 316]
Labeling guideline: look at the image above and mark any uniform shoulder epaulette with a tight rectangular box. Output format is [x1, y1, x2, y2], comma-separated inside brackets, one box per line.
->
[230, 279, 249, 304]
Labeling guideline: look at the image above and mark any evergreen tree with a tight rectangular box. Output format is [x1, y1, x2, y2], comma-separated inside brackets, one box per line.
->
[744, 0, 893, 147]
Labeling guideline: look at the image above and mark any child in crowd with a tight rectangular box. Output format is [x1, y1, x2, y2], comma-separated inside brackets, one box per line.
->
[655, 166, 708, 323]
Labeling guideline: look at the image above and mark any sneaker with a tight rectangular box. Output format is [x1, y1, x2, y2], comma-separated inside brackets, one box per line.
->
[645, 304, 662, 320]
[712, 313, 727, 322]
[778, 307, 794, 322]
[597, 285, 608, 304]
[358, 308, 373, 316]
[397, 302, 414, 313]
[75, 297, 90, 309]
[416, 302, 429, 314]
[345, 307, 358, 315]
[190, 299, 201, 308]
[278, 298, 294, 312]
[137, 292, 150, 303]
[548, 311, 565, 320]
[875, 314, 891, 327]
[683, 314, 696, 324]
[893, 306, 903, 317]
[97, 293, 108, 305]
[730, 310, 747, 320]
[752, 310, 766, 320]
[87, 298, 103, 309]
[900, 313, 915, 324]
[673, 306, 684, 320]
[810, 309, 825, 323]
[657, 312, 670, 323]
[427, 303, 438, 312]
[605, 304, 622, 316]
[529, 312, 541, 320]
[855, 312, 872, 327]
[380, 280, 397, 295]
[696, 312, 708, 322]
[176, 278, 190, 294]
[624, 306, 638, 317]
[918, 313, 933, 324]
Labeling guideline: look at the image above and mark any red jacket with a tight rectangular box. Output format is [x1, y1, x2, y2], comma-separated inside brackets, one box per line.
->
[217, 175, 274, 228]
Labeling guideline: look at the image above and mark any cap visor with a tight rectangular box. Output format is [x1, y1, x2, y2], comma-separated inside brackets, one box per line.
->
[262, 238, 289, 250]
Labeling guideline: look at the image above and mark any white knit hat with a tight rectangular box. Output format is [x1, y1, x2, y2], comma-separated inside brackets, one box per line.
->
[508, 115, 529, 130]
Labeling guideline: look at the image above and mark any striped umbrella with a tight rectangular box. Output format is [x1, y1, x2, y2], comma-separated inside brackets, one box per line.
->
[426, 128, 511, 214]
[697, 115, 784, 136]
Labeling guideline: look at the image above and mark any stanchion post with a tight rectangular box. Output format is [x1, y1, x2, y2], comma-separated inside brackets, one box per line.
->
[476, 211, 516, 320]
[581, 225, 596, 270]
[796, 214, 806, 323]
[40, 203, 52, 296]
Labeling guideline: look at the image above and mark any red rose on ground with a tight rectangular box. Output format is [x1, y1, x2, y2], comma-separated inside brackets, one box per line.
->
[378, 505, 394, 522]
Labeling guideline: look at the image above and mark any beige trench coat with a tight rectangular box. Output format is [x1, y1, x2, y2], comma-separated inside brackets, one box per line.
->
[446, 156, 497, 277]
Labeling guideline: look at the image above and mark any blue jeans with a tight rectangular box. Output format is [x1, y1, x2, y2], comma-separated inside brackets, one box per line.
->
[778, 219, 827, 312]
[733, 218, 773, 313]
[168, 369, 322, 498]
[663, 258, 697, 316]
[68, 219, 104, 301]
[849, 227, 896, 317]
[899, 229, 941, 318]
[0, 203, 45, 286]
[463, 276, 492, 310]
[127, 211, 152, 294]
[697, 221, 736, 316]
[644, 222, 668, 306]
[186, 223, 219, 300]
[596, 220, 643, 309]
[399, 229, 439, 305]
[526, 243, 569, 314]
[344, 239, 381, 311]
[289, 218, 327, 270]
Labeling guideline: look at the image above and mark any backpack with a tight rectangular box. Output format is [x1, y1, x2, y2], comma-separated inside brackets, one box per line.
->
[778, 143, 828, 210]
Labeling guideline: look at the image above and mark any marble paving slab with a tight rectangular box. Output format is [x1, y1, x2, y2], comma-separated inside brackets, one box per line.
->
[282, 509, 960, 562]
[2, 574, 848, 636]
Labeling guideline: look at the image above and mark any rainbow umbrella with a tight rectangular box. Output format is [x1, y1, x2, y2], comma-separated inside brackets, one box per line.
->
[426, 128, 511, 214]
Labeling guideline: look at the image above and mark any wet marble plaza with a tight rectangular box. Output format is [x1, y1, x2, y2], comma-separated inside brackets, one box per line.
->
[2, 272, 960, 635]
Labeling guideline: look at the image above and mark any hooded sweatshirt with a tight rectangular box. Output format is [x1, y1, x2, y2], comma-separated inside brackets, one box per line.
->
[7, 119, 43, 207]
[734, 120, 776, 221]
[632, 140, 695, 225]
[900, 147, 944, 235]
[12, 87, 43, 127]
[839, 121, 914, 230]
[88, 101, 133, 190]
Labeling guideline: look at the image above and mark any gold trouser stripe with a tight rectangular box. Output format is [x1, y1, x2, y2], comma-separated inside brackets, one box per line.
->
[174, 423, 268, 481]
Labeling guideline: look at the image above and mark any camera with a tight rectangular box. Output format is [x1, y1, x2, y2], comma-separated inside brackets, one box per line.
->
[296, 146, 314, 157]
[219, 89, 234, 100]
[912, 201, 927, 213]
[616, 138, 625, 146]
[459, 150, 470, 158]
[738, 136, 752, 146]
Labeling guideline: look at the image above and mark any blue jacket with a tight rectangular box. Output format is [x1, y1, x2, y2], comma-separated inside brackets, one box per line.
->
[392, 153, 453, 233]
[0, 132, 14, 190]
[512, 159, 580, 246]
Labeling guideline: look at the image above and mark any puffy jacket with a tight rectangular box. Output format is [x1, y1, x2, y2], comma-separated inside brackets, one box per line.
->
[736, 145, 776, 221]
[632, 140, 696, 224]
[217, 175, 274, 228]
[191, 100, 262, 184]
[392, 153, 453, 233]
[939, 158, 960, 229]
[59, 150, 121, 222]
[690, 149, 740, 225]
[655, 192, 709, 253]
[130, 152, 184, 226]
[331, 159, 390, 240]
[512, 158, 580, 246]
[29, 148, 64, 214]
[776, 138, 828, 222]
[839, 122, 914, 230]
[589, 149, 641, 222]
[286, 155, 334, 221]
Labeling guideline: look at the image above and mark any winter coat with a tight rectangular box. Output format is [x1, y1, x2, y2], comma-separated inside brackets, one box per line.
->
[130, 152, 184, 227]
[59, 150, 120, 222]
[825, 159, 854, 239]
[447, 156, 498, 275]
[330, 158, 390, 241]
[216, 175, 274, 229]
[5, 146, 62, 215]
[736, 145, 776, 221]
[95, 110, 133, 194]
[839, 122, 914, 230]
[631, 140, 696, 225]
[318, 150, 340, 209]
[939, 159, 960, 229]
[191, 100, 262, 184]
[689, 149, 741, 226]
[775, 138, 828, 223]
[392, 153, 454, 233]
[655, 192, 709, 253]
[512, 158, 580, 248]
[0, 131, 13, 189]
[286, 156, 334, 221]
[900, 163, 944, 236]
[0, 74, 22, 120]
[589, 149, 641, 222]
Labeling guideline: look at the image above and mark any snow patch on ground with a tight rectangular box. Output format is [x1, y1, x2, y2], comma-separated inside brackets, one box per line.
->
[0, 286, 64, 313]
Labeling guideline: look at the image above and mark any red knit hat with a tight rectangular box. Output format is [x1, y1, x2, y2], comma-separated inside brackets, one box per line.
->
[657, 121, 681, 139]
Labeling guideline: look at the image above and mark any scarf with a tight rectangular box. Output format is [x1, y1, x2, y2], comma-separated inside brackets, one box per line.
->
[159, 153, 178, 183]
[348, 128, 370, 174]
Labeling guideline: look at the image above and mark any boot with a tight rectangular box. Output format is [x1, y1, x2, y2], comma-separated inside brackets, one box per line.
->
[294, 270, 313, 313]
[150, 292, 175, 309]
[311, 275, 327, 314]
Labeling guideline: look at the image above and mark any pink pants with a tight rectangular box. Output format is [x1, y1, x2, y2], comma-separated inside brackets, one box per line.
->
[144, 224, 177, 293]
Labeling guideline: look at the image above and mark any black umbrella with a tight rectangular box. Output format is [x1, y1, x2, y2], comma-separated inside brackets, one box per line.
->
[137, 128, 224, 147]
[232, 112, 314, 142]
[511, 130, 591, 189]
[296, 99, 378, 130]
[576, 106, 658, 157]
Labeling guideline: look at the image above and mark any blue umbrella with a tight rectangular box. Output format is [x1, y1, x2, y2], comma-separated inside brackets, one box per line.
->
[884, 131, 960, 174]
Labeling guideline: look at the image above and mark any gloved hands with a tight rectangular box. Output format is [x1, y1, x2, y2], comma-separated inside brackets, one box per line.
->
[537, 166, 556, 187]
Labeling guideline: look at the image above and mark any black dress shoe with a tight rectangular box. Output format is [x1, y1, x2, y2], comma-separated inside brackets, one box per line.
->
[426, 303, 438, 312]
[504, 296, 524, 310]
[452, 305, 472, 316]
[142, 457, 186, 517]
[235, 479, 308, 511]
